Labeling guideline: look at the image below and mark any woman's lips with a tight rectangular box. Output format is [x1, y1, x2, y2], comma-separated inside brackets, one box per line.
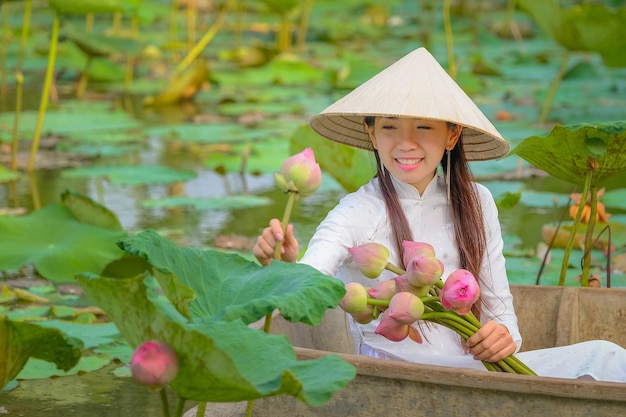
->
[395, 158, 423, 170]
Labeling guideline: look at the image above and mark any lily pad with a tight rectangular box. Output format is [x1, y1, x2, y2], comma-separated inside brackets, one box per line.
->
[510, 121, 626, 187]
[0, 166, 20, 183]
[141, 195, 273, 210]
[1, 316, 83, 390]
[0, 202, 126, 283]
[61, 165, 197, 185]
[205, 138, 290, 175]
[518, 0, 626, 67]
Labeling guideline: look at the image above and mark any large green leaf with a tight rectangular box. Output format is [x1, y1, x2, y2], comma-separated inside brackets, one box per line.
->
[61, 190, 123, 231]
[49, 0, 138, 15]
[114, 230, 346, 325]
[518, 0, 626, 67]
[510, 121, 626, 187]
[1, 316, 83, 390]
[290, 124, 375, 192]
[0, 203, 126, 282]
[75, 272, 356, 404]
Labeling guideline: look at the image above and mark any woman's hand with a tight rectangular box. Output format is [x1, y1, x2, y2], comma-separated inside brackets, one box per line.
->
[252, 218, 299, 266]
[465, 320, 516, 363]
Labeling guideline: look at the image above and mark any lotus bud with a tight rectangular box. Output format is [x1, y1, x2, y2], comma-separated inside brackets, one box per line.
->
[405, 254, 443, 287]
[402, 241, 436, 268]
[440, 269, 480, 315]
[367, 279, 397, 301]
[130, 340, 179, 389]
[339, 282, 368, 314]
[275, 148, 322, 197]
[348, 243, 390, 279]
[408, 325, 423, 344]
[387, 292, 424, 325]
[351, 304, 375, 324]
[394, 275, 431, 297]
[375, 310, 409, 342]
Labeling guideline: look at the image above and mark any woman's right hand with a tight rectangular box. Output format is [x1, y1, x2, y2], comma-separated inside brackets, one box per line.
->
[253, 218, 299, 266]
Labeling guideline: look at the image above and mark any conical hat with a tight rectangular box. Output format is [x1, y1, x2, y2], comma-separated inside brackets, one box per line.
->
[309, 47, 510, 161]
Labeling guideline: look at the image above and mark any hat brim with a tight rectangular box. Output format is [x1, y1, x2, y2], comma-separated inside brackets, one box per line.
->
[308, 48, 511, 162]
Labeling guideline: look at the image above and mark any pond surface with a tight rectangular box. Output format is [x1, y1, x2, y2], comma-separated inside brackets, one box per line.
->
[2, 0, 626, 415]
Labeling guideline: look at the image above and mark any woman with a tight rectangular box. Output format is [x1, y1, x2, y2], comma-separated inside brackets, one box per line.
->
[253, 47, 626, 382]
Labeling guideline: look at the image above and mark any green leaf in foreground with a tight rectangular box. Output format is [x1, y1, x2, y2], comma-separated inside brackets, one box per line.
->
[1, 316, 83, 390]
[75, 272, 356, 404]
[114, 230, 346, 326]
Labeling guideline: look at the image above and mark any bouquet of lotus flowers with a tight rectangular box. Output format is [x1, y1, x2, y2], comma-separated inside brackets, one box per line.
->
[340, 241, 536, 375]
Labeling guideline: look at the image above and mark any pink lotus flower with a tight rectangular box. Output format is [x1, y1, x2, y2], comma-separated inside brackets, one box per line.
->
[440, 269, 480, 315]
[349, 243, 390, 278]
[339, 282, 369, 314]
[394, 274, 431, 297]
[375, 310, 410, 342]
[408, 325, 423, 344]
[351, 304, 375, 324]
[274, 148, 322, 197]
[402, 241, 436, 268]
[130, 340, 179, 389]
[386, 292, 424, 325]
[405, 254, 443, 287]
[367, 279, 397, 301]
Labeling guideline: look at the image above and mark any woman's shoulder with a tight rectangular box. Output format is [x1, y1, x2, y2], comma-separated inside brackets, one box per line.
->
[328, 178, 385, 217]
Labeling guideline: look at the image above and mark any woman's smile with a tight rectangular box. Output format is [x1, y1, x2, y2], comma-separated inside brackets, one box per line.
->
[395, 157, 424, 170]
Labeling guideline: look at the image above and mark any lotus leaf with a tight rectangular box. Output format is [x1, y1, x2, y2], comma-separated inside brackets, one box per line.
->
[518, 0, 626, 67]
[48, 0, 139, 15]
[510, 121, 626, 187]
[114, 229, 346, 326]
[75, 271, 356, 404]
[1, 316, 83, 390]
[0, 202, 126, 282]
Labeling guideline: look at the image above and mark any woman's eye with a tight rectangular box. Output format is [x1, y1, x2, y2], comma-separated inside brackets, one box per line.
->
[417, 125, 432, 130]
[381, 125, 396, 130]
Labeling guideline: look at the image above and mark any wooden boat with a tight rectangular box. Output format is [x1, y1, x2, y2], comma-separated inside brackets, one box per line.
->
[198, 285, 626, 417]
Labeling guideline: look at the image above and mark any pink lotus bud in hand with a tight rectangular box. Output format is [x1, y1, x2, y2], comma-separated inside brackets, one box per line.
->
[351, 304, 375, 324]
[440, 269, 480, 315]
[130, 340, 179, 389]
[274, 148, 322, 197]
[339, 282, 368, 314]
[402, 241, 436, 268]
[394, 275, 431, 297]
[367, 279, 397, 301]
[375, 310, 410, 342]
[349, 243, 390, 278]
[387, 292, 424, 325]
[405, 254, 443, 287]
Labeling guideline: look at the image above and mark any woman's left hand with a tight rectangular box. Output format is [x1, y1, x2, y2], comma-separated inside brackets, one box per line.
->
[465, 320, 516, 362]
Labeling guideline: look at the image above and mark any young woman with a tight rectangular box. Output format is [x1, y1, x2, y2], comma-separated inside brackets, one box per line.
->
[253, 47, 626, 382]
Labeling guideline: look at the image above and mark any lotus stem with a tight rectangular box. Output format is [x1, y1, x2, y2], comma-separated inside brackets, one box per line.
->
[173, 0, 234, 76]
[173, 396, 186, 417]
[19, 0, 33, 70]
[29, 12, 60, 172]
[112, 11, 122, 35]
[296, 0, 313, 51]
[245, 400, 254, 417]
[160, 389, 171, 417]
[186, 0, 196, 52]
[384, 262, 405, 276]
[277, 13, 290, 52]
[540, 51, 570, 124]
[195, 401, 207, 417]
[442, 0, 456, 80]
[1, 3, 7, 98]
[11, 72, 23, 171]
[273, 190, 298, 261]
[85, 13, 94, 33]
[558, 170, 591, 285]
[169, 0, 180, 55]
[76, 57, 92, 99]
[580, 184, 598, 287]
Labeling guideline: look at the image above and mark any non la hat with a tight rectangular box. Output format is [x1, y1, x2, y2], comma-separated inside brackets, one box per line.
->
[309, 47, 510, 161]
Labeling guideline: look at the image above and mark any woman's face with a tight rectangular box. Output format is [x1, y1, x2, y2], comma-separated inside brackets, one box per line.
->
[366, 117, 461, 194]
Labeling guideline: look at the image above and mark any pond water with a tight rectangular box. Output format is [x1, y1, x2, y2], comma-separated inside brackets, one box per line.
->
[2, 1, 626, 415]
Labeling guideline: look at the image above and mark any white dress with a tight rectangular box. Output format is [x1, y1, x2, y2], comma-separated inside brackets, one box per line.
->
[300, 174, 626, 383]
